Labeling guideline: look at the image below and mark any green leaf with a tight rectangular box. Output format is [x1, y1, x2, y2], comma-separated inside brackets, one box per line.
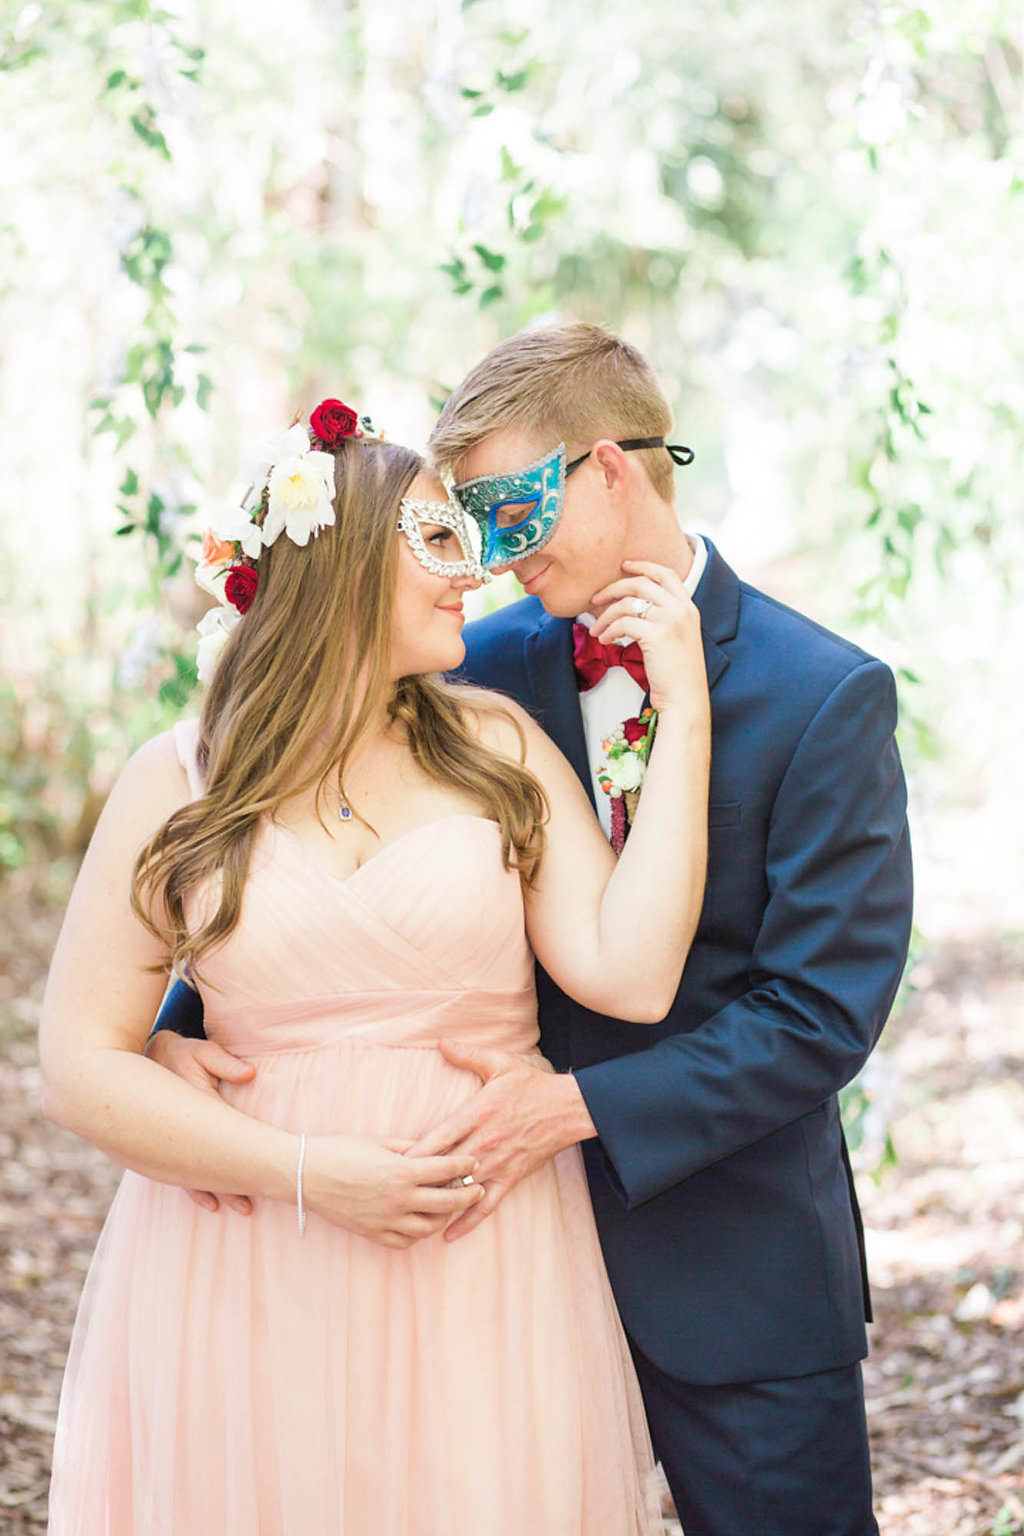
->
[500, 145, 523, 181]
[105, 69, 131, 92]
[119, 469, 139, 497]
[472, 242, 507, 272]
[183, 343, 207, 354]
[196, 372, 213, 410]
[478, 284, 505, 308]
[115, 524, 137, 536]
[472, 103, 495, 118]
[129, 109, 171, 160]
[159, 653, 199, 707]
[460, 88, 485, 100]
[496, 68, 530, 92]
[123, 342, 147, 380]
[520, 223, 545, 243]
[529, 188, 567, 223]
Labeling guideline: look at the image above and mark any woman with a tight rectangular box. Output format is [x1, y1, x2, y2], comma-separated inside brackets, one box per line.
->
[40, 399, 710, 1535]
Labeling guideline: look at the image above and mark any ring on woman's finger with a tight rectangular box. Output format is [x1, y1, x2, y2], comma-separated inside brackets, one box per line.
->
[459, 1174, 476, 1186]
[630, 597, 652, 617]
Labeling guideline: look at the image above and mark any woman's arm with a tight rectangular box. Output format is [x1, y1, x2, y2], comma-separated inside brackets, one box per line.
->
[487, 560, 711, 1023]
[39, 732, 482, 1245]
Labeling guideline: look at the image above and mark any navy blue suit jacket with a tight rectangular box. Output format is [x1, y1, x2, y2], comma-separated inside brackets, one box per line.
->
[453, 541, 912, 1385]
[155, 540, 912, 1386]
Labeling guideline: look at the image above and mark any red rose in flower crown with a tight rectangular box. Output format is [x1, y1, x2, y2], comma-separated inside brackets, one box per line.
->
[224, 564, 259, 614]
[309, 398, 359, 449]
[622, 716, 648, 745]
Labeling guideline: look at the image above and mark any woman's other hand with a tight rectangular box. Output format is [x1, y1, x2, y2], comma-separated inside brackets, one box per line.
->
[143, 1030, 257, 1215]
[588, 558, 707, 720]
[302, 1136, 484, 1247]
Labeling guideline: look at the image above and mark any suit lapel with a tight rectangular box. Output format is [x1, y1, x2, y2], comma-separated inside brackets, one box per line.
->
[692, 538, 740, 693]
[524, 612, 597, 809]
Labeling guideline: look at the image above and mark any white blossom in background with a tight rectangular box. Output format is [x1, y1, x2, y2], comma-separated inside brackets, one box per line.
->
[117, 617, 164, 689]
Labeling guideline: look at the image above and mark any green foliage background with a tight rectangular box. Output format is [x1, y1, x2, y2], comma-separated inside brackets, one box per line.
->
[1, 0, 1021, 930]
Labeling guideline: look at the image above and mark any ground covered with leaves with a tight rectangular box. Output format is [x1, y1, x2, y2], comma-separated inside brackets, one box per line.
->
[1, 882, 1021, 1536]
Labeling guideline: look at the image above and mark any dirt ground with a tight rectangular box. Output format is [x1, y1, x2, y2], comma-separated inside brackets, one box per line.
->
[1, 879, 1022, 1536]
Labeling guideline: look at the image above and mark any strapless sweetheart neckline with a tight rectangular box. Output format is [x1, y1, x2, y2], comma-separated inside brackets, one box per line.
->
[271, 812, 501, 889]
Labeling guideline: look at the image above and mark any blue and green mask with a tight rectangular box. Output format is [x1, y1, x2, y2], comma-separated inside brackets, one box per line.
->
[451, 437, 694, 572]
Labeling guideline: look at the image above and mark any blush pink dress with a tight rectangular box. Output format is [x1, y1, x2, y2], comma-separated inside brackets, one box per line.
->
[48, 720, 659, 1535]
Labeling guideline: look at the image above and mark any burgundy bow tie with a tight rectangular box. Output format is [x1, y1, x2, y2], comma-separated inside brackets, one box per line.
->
[572, 622, 649, 693]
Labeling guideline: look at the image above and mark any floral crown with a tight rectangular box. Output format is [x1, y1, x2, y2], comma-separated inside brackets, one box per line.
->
[194, 398, 384, 681]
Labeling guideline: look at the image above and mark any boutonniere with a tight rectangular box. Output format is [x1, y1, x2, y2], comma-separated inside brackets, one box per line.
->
[596, 706, 658, 853]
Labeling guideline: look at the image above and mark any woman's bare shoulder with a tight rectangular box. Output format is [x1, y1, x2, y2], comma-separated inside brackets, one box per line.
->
[445, 682, 540, 759]
[103, 727, 194, 828]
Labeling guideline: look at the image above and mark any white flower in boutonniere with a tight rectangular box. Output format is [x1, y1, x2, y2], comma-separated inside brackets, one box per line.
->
[261, 426, 337, 549]
[604, 745, 645, 793]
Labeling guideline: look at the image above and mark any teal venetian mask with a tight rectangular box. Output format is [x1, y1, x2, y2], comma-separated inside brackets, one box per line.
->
[452, 443, 568, 571]
[451, 437, 695, 572]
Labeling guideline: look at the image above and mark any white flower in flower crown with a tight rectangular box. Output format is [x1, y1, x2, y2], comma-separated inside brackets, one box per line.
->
[194, 559, 232, 603]
[195, 605, 241, 683]
[241, 422, 310, 496]
[604, 750, 645, 793]
[262, 441, 337, 548]
[208, 503, 264, 560]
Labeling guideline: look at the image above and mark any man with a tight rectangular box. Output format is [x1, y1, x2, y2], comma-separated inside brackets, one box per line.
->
[151, 323, 912, 1536]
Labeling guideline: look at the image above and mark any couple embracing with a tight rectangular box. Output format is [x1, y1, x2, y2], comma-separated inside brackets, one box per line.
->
[41, 323, 912, 1535]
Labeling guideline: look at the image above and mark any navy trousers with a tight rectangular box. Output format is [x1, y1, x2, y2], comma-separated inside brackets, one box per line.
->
[630, 1342, 879, 1536]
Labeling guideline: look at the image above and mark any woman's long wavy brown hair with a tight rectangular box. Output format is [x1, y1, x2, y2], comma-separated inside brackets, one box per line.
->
[131, 437, 548, 978]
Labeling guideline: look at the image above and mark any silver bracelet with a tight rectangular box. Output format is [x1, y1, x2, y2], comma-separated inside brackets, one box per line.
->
[296, 1132, 307, 1238]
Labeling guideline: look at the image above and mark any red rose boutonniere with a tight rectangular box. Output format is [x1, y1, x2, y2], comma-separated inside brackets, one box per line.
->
[596, 706, 658, 854]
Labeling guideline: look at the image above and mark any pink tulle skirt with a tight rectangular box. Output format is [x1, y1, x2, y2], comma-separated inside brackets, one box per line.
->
[48, 1037, 659, 1534]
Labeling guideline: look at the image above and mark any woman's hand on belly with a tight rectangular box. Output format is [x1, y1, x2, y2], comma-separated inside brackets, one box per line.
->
[303, 1135, 484, 1247]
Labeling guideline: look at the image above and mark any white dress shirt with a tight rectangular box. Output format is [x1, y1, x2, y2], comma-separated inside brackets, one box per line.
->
[577, 536, 707, 839]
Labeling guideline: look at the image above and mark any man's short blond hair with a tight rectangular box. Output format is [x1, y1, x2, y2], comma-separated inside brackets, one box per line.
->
[428, 322, 676, 503]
